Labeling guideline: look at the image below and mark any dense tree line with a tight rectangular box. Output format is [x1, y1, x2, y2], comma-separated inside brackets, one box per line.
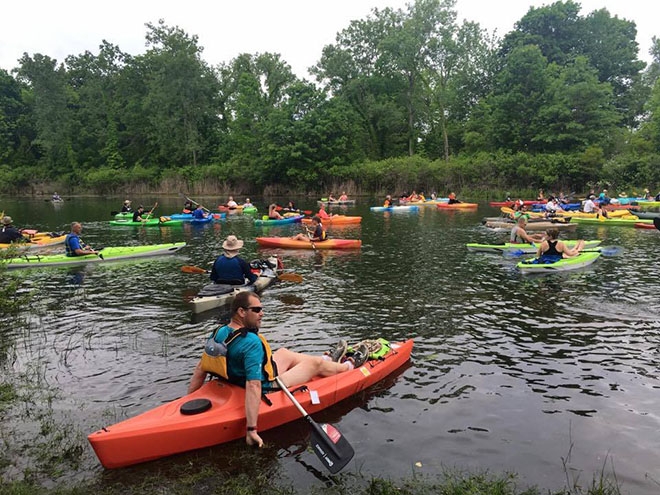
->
[0, 0, 659, 196]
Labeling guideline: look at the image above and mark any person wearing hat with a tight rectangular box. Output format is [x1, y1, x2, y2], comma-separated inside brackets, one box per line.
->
[583, 195, 597, 213]
[121, 200, 132, 213]
[209, 235, 257, 285]
[65, 222, 98, 256]
[0, 216, 27, 244]
[598, 189, 611, 206]
[132, 205, 147, 222]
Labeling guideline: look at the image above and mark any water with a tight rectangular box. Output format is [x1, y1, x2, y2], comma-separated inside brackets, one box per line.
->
[2, 196, 659, 493]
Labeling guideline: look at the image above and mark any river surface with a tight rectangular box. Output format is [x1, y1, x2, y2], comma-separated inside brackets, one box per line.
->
[1, 196, 659, 493]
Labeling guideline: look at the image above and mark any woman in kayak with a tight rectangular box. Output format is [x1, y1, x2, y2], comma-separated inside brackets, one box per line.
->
[510, 215, 546, 244]
[188, 292, 369, 447]
[292, 216, 326, 242]
[209, 235, 257, 285]
[268, 204, 283, 220]
[447, 192, 461, 204]
[536, 229, 585, 261]
[383, 195, 393, 207]
[121, 199, 132, 213]
[65, 222, 98, 256]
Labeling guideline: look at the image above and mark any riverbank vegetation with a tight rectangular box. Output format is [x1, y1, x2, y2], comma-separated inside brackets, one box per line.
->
[0, 0, 659, 197]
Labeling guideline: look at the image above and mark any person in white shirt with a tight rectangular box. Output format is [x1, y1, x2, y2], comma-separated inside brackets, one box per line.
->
[583, 195, 596, 213]
[226, 196, 238, 209]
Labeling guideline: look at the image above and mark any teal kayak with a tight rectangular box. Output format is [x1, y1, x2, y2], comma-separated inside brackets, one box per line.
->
[517, 251, 601, 273]
[3, 242, 186, 270]
[109, 218, 184, 227]
[466, 240, 601, 254]
[254, 215, 304, 226]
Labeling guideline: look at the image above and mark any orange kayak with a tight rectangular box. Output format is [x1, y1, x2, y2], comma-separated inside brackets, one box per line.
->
[302, 215, 362, 225]
[437, 202, 478, 209]
[256, 237, 361, 249]
[88, 339, 414, 469]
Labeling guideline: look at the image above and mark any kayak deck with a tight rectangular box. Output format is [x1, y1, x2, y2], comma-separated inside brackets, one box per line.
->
[4, 242, 187, 269]
[466, 240, 601, 254]
[517, 251, 601, 272]
[88, 339, 414, 469]
[256, 237, 362, 249]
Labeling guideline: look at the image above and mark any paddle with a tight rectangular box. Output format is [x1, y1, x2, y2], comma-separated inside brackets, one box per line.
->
[654, 217, 660, 231]
[145, 201, 158, 220]
[181, 265, 303, 282]
[306, 228, 317, 251]
[274, 376, 354, 474]
[180, 193, 211, 214]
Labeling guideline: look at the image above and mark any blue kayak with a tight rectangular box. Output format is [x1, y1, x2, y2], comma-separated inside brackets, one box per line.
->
[370, 205, 419, 212]
[254, 215, 304, 226]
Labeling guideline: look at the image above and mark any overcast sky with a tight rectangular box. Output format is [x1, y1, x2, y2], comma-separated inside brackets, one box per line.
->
[1, 1, 656, 79]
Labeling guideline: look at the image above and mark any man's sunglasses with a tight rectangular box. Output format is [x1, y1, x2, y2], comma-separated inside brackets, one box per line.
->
[244, 306, 263, 313]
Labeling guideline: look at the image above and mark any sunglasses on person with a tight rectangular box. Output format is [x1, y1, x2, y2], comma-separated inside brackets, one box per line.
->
[243, 306, 263, 313]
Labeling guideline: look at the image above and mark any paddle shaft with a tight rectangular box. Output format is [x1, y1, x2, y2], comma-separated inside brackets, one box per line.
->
[181, 194, 210, 214]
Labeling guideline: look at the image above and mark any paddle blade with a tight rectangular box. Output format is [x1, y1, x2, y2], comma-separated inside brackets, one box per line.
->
[181, 265, 208, 274]
[654, 217, 660, 231]
[278, 272, 303, 283]
[303, 210, 313, 215]
[309, 420, 354, 474]
[503, 249, 526, 257]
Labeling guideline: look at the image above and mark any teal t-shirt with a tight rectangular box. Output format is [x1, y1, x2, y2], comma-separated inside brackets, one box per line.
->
[211, 325, 265, 385]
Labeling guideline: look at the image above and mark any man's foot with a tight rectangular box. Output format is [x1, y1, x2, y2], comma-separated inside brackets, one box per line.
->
[324, 339, 347, 362]
[344, 342, 369, 368]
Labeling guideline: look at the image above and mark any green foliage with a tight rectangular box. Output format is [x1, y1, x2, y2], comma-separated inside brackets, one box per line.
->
[0, 4, 657, 195]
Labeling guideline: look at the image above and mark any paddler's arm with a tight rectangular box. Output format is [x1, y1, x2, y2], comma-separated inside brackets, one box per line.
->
[245, 379, 263, 447]
[188, 361, 207, 394]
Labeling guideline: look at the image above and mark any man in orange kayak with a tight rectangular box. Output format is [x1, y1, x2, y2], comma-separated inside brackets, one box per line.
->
[188, 292, 369, 447]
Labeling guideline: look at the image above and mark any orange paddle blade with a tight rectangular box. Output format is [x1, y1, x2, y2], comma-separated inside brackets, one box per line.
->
[181, 265, 208, 274]
[278, 272, 303, 283]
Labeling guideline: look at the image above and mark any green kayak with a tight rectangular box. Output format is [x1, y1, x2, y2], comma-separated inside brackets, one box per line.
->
[466, 239, 601, 254]
[570, 216, 652, 226]
[109, 218, 184, 227]
[517, 251, 601, 273]
[3, 242, 186, 270]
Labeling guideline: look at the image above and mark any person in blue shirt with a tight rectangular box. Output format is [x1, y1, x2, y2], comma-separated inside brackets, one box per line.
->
[187, 292, 369, 448]
[192, 204, 207, 219]
[210, 235, 258, 285]
[65, 222, 98, 256]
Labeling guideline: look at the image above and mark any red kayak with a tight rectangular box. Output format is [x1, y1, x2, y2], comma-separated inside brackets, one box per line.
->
[88, 339, 414, 469]
[256, 237, 361, 249]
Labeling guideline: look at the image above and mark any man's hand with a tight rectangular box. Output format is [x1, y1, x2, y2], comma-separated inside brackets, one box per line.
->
[246, 430, 263, 447]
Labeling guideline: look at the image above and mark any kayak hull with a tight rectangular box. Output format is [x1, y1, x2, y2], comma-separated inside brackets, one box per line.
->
[437, 202, 478, 209]
[256, 237, 362, 249]
[3, 242, 187, 269]
[109, 219, 184, 227]
[317, 200, 356, 206]
[0, 234, 66, 251]
[517, 252, 601, 272]
[189, 273, 278, 314]
[570, 217, 651, 226]
[88, 339, 413, 469]
[466, 239, 601, 254]
[254, 215, 304, 226]
[485, 220, 577, 231]
[370, 205, 419, 212]
[169, 213, 225, 221]
[301, 216, 362, 225]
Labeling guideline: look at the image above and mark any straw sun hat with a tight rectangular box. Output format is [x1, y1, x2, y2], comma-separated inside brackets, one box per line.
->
[222, 235, 244, 257]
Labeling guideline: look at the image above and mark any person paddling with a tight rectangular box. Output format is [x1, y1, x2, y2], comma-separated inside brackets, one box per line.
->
[510, 215, 545, 244]
[536, 229, 584, 262]
[65, 222, 98, 256]
[291, 216, 326, 242]
[0, 216, 27, 244]
[187, 292, 369, 447]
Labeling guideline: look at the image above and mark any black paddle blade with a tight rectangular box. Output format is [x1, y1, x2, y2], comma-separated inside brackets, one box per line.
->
[308, 420, 354, 474]
[654, 217, 660, 231]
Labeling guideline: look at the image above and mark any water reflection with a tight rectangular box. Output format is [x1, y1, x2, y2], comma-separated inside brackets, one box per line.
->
[1, 197, 659, 493]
